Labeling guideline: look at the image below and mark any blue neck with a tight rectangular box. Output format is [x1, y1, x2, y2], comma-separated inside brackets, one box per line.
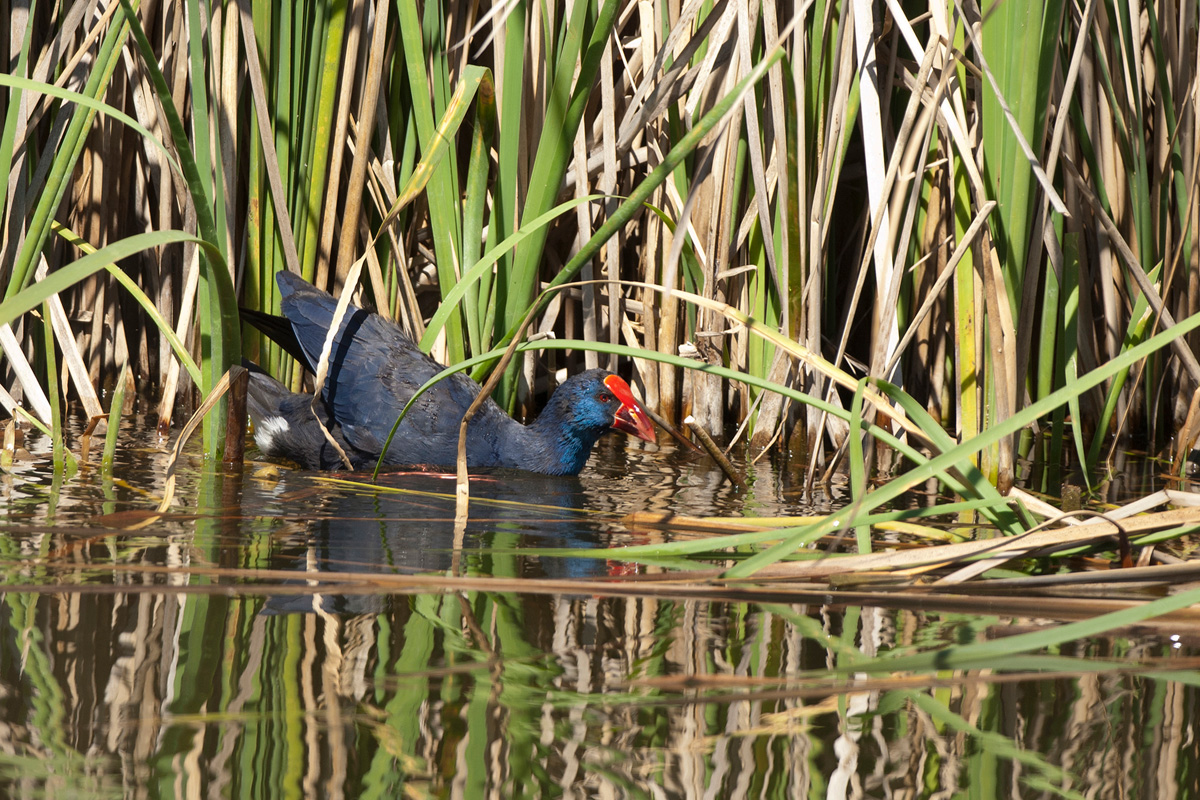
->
[498, 413, 605, 476]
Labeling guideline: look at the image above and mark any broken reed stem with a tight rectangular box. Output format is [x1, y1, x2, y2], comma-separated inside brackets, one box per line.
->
[685, 415, 747, 490]
[223, 365, 249, 468]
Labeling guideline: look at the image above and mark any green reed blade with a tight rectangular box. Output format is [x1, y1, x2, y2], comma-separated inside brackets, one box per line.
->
[119, 0, 240, 457]
[396, 0, 465, 362]
[102, 359, 130, 475]
[50, 222, 202, 386]
[6, 3, 132, 299]
[503, 0, 620, 340]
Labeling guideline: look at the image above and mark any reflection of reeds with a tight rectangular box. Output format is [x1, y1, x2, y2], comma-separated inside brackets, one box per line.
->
[2, 460, 1199, 796]
[2, 562, 1196, 797]
[3, 0, 1199, 487]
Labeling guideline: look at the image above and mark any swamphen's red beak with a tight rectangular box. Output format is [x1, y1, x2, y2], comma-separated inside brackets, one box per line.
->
[603, 374, 656, 442]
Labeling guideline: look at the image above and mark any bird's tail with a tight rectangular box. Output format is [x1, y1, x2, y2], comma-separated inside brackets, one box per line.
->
[240, 307, 311, 368]
[244, 361, 289, 423]
[243, 361, 357, 470]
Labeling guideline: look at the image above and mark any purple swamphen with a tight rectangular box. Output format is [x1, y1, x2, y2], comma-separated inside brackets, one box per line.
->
[245, 271, 656, 474]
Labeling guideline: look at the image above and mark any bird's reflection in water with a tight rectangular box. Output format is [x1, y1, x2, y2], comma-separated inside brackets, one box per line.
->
[260, 469, 615, 615]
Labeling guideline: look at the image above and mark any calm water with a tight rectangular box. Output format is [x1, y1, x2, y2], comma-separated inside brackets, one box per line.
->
[0, 418, 1198, 799]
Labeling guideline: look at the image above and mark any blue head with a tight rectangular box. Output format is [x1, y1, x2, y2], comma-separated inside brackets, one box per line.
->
[526, 369, 655, 475]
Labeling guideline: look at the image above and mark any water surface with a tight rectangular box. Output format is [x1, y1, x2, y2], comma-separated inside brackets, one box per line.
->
[0, 419, 1197, 799]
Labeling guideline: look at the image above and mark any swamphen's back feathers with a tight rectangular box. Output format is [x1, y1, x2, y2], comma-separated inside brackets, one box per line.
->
[245, 272, 655, 475]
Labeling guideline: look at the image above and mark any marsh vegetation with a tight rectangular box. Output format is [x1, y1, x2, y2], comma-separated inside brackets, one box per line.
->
[3, 0, 1200, 795]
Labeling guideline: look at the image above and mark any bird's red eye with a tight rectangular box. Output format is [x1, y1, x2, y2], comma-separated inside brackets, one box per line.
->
[600, 392, 612, 403]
